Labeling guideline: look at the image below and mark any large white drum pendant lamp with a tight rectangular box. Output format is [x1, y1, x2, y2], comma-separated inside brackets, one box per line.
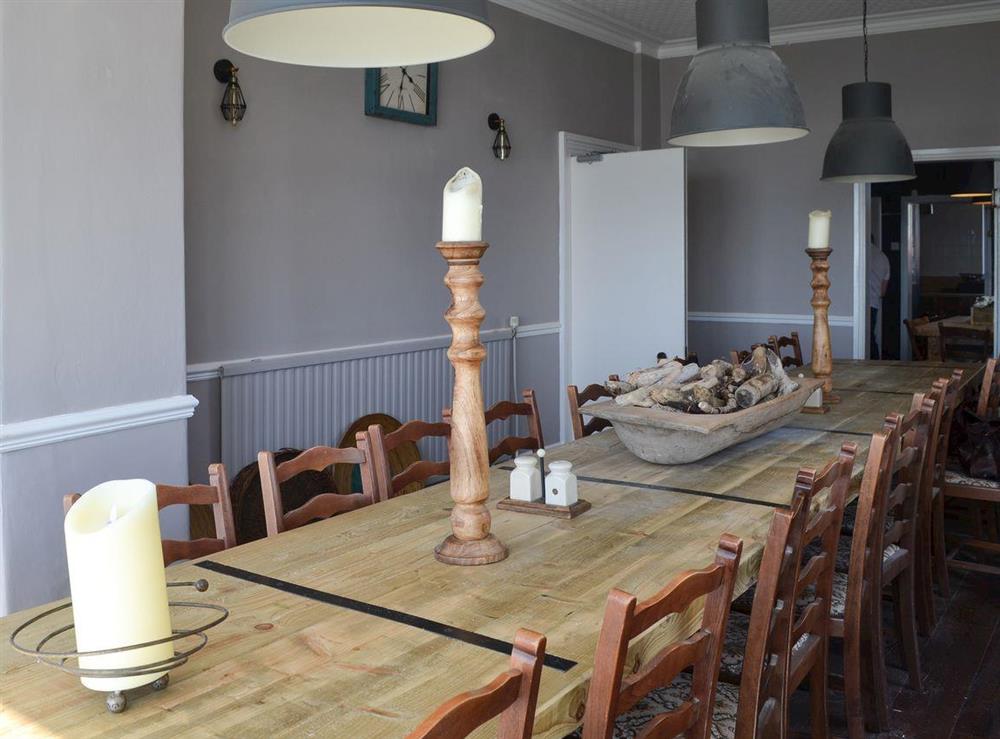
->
[224, 0, 495, 68]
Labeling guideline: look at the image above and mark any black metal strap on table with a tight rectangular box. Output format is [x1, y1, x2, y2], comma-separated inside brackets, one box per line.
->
[196, 560, 577, 672]
[498, 466, 787, 509]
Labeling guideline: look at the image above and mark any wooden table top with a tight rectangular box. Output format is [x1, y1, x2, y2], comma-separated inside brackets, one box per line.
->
[0, 361, 982, 738]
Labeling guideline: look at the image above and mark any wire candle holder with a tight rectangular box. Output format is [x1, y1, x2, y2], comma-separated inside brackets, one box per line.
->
[9, 579, 228, 713]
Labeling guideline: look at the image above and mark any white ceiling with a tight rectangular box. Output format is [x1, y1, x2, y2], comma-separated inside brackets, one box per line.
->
[491, 0, 1000, 57]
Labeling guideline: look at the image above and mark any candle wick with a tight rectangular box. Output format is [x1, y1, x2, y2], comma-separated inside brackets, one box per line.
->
[107, 503, 119, 525]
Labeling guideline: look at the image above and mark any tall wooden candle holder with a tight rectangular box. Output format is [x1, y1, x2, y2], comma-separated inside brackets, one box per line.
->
[434, 242, 509, 566]
[807, 247, 840, 404]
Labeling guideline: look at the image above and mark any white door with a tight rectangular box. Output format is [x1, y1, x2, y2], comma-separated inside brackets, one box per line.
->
[565, 148, 686, 433]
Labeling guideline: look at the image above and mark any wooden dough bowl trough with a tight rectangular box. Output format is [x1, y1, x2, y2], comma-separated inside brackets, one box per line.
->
[583, 378, 825, 464]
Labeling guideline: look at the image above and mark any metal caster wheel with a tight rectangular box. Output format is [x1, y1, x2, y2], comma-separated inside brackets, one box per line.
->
[106, 691, 127, 713]
[150, 674, 170, 691]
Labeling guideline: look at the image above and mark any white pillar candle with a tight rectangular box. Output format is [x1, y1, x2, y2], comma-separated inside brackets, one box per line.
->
[64, 480, 173, 691]
[808, 210, 832, 250]
[442, 167, 483, 242]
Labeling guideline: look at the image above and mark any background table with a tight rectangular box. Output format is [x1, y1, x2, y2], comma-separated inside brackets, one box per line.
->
[911, 315, 993, 361]
[0, 361, 981, 738]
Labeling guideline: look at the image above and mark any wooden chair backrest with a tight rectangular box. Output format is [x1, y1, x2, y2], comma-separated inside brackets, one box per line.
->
[880, 398, 935, 560]
[768, 332, 804, 368]
[367, 420, 451, 502]
[730, 343, 769, 366]
[63, 463, 237, 565]
[444, 389, 543, 464]
[930, 370, 963, 489]
[407, 629, 546, 739]
[903, 316, 930, 361]
[567, 383, 613, 440]
[976, 357, 999, 418]
[581, 534, 743, 739]
[258, 437, 376, 536]
[735, 486, 812, 739]
[939, 324, 991, 362]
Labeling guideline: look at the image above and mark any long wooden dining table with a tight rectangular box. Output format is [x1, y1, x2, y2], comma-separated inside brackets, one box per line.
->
[0, 360, 982, 738]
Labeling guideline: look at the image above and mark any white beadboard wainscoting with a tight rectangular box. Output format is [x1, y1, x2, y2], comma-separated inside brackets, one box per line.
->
[188, 323, 560, 479]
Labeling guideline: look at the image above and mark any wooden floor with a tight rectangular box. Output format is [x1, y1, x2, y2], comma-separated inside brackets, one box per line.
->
[793, 565, 1000, 738]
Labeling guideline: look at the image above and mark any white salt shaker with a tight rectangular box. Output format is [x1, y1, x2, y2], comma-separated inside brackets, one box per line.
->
[545, 460, 578, 507]
[510, 454, 542, 502]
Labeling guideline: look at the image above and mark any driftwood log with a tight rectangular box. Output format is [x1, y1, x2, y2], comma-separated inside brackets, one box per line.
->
[607, 347, 799, 416]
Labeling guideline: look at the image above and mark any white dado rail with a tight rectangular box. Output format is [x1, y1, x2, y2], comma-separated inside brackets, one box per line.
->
[688, 311, 854, 328]
[0, 395, 199, 454]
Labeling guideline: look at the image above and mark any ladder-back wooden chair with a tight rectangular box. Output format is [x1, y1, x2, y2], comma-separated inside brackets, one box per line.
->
[769, 332, 804, 368]
[925, 369, 964, 605]
[367, 419, 451, 502]
[63, 463, 237, 565]
[944, 358, 1000, 578]
[903, 316, 930, 361]
[826, 402, 932, 736]
[581, 534, 743, 739]
[446, 389, 544, 464]
[725, 444, 857, 738]
[567, 383, 613, 440]
[258, 436, 376, 537]
[726, 484, 814, 738]
[407, 629, 546, 739]
[825, 428, 897, 737]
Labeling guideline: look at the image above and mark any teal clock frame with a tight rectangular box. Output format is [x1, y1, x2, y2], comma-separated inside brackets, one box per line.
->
[365, 65, 439, 126]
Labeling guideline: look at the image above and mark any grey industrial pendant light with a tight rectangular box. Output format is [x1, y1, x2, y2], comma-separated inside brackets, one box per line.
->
[821, 0, 915, 183]
[668, 0, 808, 147]
[224, 0, 494, 68]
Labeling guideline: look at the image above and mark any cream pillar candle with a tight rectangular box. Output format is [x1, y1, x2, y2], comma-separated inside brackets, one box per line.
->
[64, 480, 173, 691]
[808, 210, 832, 250]
[442, 167, 483, 242]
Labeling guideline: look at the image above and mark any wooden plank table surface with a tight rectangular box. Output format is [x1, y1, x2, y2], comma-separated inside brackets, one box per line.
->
[0, 361, 982, 738]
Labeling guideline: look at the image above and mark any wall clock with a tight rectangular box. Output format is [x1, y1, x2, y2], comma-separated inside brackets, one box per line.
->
[364, 64, 438, 126]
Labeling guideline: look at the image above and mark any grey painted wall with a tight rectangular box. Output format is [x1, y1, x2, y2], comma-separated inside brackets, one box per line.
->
[184, 0, 637, 480]
[660, 22, 1000, 360]
[0, 0, 188, 614]
[185, 0, 635, 365]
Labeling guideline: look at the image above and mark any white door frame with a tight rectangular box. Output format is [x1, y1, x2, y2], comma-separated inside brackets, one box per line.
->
[558, 132, 637, 442]
[852, 145, 1000, 359]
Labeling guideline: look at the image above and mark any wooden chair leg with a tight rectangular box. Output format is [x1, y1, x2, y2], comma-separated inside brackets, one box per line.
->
[809, 655, 830, 739]
[866, 592, 892, 733]
[915, 520, 936, 636]
[932, 491, 951, 598]
[893, 572, 923, 692]
[842, 623, 867, 739]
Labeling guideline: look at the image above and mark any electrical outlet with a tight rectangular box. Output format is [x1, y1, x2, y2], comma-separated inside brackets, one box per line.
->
[509, 315, 520, 330]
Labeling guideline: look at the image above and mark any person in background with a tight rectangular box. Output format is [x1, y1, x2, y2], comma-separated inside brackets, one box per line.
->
[868, 235, 891, 359]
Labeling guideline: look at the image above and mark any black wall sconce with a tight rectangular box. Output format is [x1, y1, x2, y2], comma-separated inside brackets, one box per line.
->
[214, 59, 246, 127]
[488, 113, 511, 160]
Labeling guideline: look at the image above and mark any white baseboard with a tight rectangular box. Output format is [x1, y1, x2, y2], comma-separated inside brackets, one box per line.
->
[688, 311, 854, 328]
[186, 321, 561, 382]
[0, 395, 199, 454]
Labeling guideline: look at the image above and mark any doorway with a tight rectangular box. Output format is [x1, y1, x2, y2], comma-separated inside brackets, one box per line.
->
[867, 155, 999, 361]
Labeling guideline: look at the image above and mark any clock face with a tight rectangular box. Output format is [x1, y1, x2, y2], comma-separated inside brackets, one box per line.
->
[378, 66, 430, 115]
[365, 64, 438, 126]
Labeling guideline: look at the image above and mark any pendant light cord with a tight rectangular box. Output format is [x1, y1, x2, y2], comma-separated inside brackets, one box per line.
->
[863, 0, 869, 81]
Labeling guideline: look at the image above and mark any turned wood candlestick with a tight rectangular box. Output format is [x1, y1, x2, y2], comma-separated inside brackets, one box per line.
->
[434, 242, 509, 566]
[807, 247, 840, 404]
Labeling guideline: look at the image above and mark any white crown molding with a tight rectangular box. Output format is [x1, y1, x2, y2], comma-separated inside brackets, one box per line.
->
[186, 321, 562, 382]
[688, 311, 854, 328]
[490, 0, 1000, 60]
[0, 395, 199, 454]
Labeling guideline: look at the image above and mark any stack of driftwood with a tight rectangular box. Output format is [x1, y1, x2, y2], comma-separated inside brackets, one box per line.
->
[607, 346, 799, 415]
